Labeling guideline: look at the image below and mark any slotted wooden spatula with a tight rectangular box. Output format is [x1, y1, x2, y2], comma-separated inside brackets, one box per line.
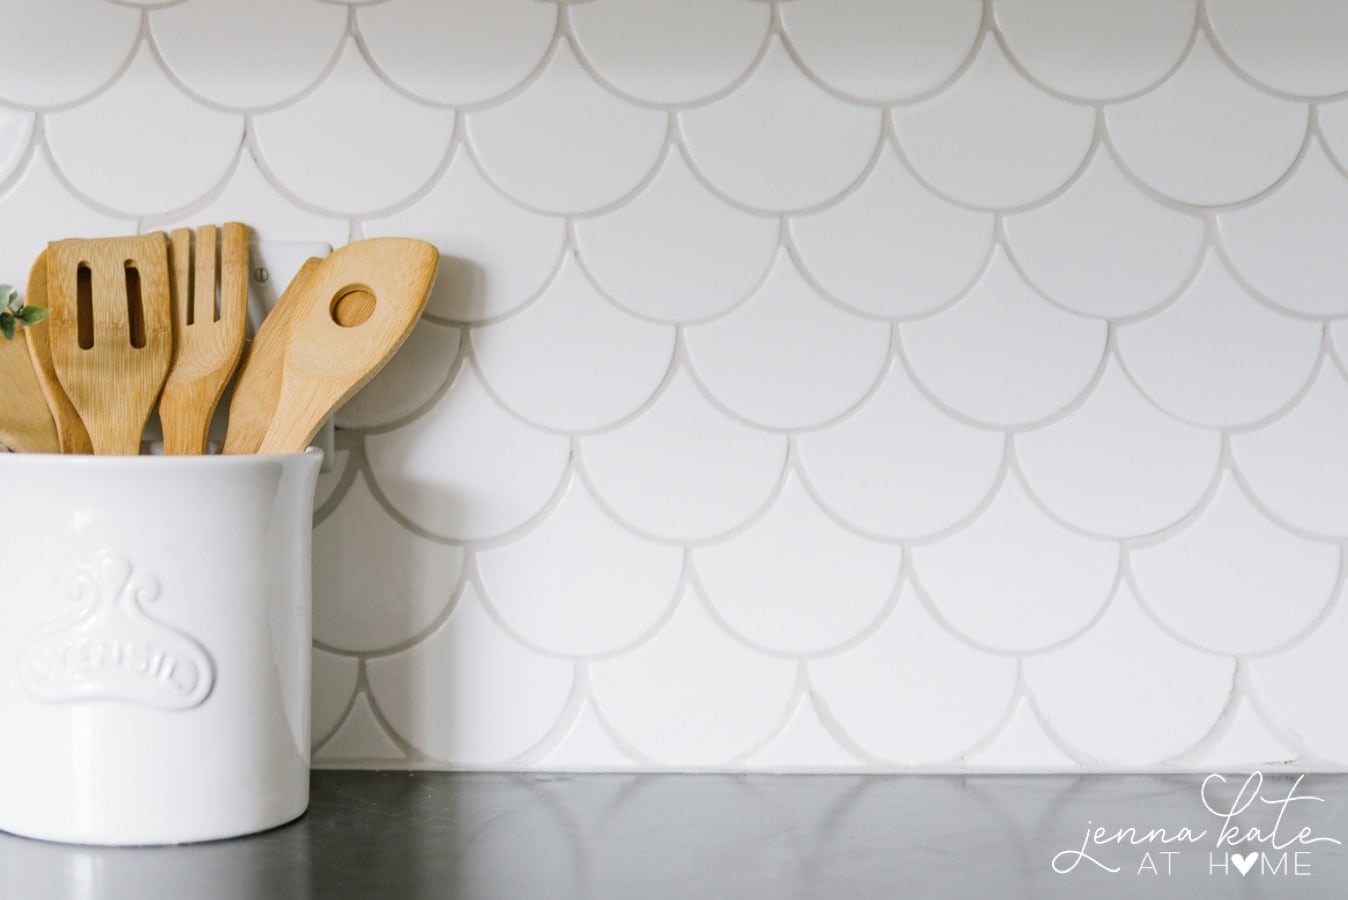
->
[224, 237, 437, 455]
[46, 234, 173, 455]
[23, 250, 92, 454]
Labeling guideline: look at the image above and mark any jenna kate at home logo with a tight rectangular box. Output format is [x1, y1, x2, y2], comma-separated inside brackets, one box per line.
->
[1052, 773, 1341, 879]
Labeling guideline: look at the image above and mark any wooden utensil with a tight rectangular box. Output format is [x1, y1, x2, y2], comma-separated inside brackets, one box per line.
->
[158, 223, 250, 454]
[0, 315, 59, 453]
[23, 250, 92, 454]
[220, 256, 321, 455]
[46, 233, 173, 455]
[223, 237, 437, 455]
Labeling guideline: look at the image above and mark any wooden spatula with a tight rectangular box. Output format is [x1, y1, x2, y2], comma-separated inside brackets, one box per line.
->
[224, 237, 437, 455]
[0, 314, 59, 453]
[46, 233, 173, 455]
[158, 223, 250, 454]
[23, 250, 92, 454]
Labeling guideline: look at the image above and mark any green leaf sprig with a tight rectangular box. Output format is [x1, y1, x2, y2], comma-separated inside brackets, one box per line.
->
[0, 284, 48, 341]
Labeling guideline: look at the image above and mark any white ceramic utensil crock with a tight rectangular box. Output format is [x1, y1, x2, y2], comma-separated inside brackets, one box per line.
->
[0, 449, 321, 845]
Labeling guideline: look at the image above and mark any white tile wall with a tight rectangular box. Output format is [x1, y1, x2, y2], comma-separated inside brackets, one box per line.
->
[6, 0, 1348, 771]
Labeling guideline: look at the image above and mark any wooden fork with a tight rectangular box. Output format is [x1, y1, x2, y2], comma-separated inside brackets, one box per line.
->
[158, 223, 250, 454]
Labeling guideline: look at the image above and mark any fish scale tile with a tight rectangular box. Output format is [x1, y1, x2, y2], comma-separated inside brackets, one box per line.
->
[573, 149, 778, 324]
[1003, 147, 1205, 319]
[357, 0, 557, 106]
[780, 0, 983, 103]
[0, 0, 139, 106]
[890, 37, 1095, 210]
[790, 148, 994, 319]
[568, 0, 769, 106]
[251, 39, 454, 215]
[808, 584, 1018, 765]
[1022, 583, 1234, 766]
[14, 0, 1348, 772]
[150, 0, 346, 109]
[45, 44, 243, 215]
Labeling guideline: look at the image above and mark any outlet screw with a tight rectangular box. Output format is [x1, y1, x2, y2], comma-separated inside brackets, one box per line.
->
[252, 266, 269, 283]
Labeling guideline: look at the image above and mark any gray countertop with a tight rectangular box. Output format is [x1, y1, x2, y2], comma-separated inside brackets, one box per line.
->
[2, 770, 1346, 898]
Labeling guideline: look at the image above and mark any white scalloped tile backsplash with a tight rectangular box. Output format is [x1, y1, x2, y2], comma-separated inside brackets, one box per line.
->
[9, 0, 1348, 772]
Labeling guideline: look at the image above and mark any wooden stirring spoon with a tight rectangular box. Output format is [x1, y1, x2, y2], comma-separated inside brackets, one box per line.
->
[220, 256, 321, 455]
[46, 234, 173, 455]
[158, 223, 250, 454]
[224, 238, 437, 455]
[23, 250, 92, 454]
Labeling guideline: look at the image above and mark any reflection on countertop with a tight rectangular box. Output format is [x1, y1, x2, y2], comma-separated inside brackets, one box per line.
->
[2, 770, 1346, 899]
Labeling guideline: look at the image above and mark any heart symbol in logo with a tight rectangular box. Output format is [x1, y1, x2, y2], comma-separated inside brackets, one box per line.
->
[1232, 852, 1259, 876]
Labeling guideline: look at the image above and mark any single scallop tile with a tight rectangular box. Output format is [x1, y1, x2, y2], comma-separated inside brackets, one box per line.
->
[367, 584, 574, 764]
[152, 0, 346, 108]
[1005, 148, 1205, 319]
[901, 249, 1107, 427]
[253, 39, 454, 215]
[1025, 584, 1234, 766]
[1219, 141, 1348, 317]
[680, 38, 881, 212]
[156, 151, 347, 247]
[472, 255, 675, 432]
[315, 693, 407, 763]
[966, 697, 1079, 770]
[476, 478, 683, 657]
[694, 475, 901, 655]
[892, 38, 1094, 209]
[743, 695, 863, 770]
[569, 0, 768, 105]
[466, 42, 666, 214]
[313, 470, 464, 653]
[1249, 589, 1348, 763]
[580, 368, 787, 542]
[1234, 365, 1348, 537]
[533, 702, 638, 770]
[335, 321, 460, 430]
[0, 0, 139, 106]
[1105, 33, 1307, 206]
[365, 148, 567, 323]
[791, 148, 995, 319]
[1116, 252, 1321, 427]
[365, 362, 570, 541]
[912, 474, 1119, 653]
[780, 0, 982, 102]
[0, 155, 133, 287]
[574, 150, 777, 324]
[45, 45, 243, 216]
[797, 360, 1004, 539]
[1208, 0, 1348, 96]
[995, 0, 1196, 101]
[1191, 697, 1299, 769]
[810, 585, 1017, 765]
[1132, 474, 1339, 656]
[1016, 359, 1221, 538]
[311, 648, 360, 744]
[684, 252, 890, 430]
[358, 0, 557, 105]
[590, 588, 797, 766]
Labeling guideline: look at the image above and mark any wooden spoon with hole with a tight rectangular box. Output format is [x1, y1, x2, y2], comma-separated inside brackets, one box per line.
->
[224, 238, 437, 454]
